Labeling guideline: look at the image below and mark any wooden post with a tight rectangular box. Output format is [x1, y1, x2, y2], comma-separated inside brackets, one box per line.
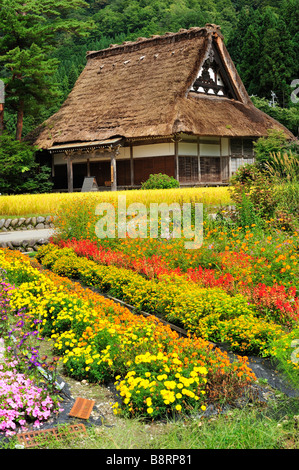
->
[51, 154, 55, 178]
[174, 139, 179, 182]
[228, 139, 232, 179]
[111, 153, 117, 191]
[66, 154, 73, 193]
[130, 145, 134, 187]
[87, 158, 90, 177]
[0, 104, 4, 135]
[197, 137, 201, 182]
[220, 137, 223, 183]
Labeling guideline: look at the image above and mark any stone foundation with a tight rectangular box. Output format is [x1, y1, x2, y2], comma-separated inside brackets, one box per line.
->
[0, 215, 54, 232]
[0, 215, 54, 253]
[0, 237, 50, 253]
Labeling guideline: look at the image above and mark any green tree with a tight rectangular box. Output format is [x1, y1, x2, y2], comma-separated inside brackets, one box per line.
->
[0, 0, 95, 140]
[0, 133, 53, 194]
[259, 17, 295, 106]
[251, 96, 299, 136]
[227, 7, 256, 69]
[67, 62, 80, 92]
[239, 21, 262, 95]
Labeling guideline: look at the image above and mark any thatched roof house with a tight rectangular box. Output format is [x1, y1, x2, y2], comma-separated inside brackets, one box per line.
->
[29, 24, 293, 191]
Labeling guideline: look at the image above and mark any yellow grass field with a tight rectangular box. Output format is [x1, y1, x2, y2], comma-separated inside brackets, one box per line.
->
[0, 187, 232, 217]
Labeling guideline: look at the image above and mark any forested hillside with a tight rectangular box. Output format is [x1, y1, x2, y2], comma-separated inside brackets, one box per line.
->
[1, 0, 299, 138]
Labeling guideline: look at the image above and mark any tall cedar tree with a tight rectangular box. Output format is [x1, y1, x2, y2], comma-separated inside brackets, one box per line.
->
[0, 0, 95, 140]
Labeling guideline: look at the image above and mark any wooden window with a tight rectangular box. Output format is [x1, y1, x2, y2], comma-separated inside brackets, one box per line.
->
[178, 156, 199, 182]
[200, 157, 221, 182]
[231, 138, 254, 157]
[230, 138, 255, 175]
[231, 139, 243, 157]
[230, 157, 243, 174]
[243, 139, 254, 157]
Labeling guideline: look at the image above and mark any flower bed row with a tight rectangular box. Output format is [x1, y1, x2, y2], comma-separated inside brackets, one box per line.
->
[35, 244, 298, 369]
[58, 238, 299, 327]
[1, 248, 257, 421]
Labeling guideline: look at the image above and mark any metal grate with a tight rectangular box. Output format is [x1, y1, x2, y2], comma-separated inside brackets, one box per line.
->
[69, 397, 95, 420]
[17, 423, 87, 448]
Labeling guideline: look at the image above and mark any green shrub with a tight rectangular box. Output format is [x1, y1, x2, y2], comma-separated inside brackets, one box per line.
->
[229, 166, 276, 223]
[274, 182, 299, 218]
[0, 132, 53, 194]
[266, 151, 299, 183]
[52, 254, 80, 278]
[141, 173, 179, 190]
[253, 129, 298, 170]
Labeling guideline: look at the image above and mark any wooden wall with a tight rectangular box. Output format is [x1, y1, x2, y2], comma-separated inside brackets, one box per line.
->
[134, 155, 175, 185]
[51, 137, 255, 190]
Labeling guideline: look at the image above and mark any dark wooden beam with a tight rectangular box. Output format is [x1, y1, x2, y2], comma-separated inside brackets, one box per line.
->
[174, 139, 179, 182]
[66, 154, 73, 193]
[130, 145, 134, 186]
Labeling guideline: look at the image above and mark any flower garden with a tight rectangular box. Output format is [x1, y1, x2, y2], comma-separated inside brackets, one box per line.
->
[0, 173, 298, 443]
[0, 248, 257, 434]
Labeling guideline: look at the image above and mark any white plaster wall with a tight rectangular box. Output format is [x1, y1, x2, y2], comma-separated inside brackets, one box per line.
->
[132, 142, 175, 158]
[178, 142, 198, 156]
[221, 138, 229, 156]
[53, 153, 112, 165]
[117, 146, 131, 159]
[200, 143, 221, 156]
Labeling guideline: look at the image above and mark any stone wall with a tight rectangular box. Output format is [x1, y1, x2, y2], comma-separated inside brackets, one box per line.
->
[0, 237, 49, 253]
[0, 215, 54, 232]
[0, 215, 53, 253]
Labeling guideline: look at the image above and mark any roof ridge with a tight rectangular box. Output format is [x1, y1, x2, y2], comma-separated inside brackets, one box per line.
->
[86, 24, 221, 60]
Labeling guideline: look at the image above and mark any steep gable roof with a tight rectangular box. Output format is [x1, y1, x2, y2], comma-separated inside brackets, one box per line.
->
[28, 24, 293, 149]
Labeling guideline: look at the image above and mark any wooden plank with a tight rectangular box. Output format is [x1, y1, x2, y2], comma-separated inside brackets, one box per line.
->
[69, 397, 95, 420]
[66, 155, 73, 193]
[17, 424, 86, 448]
[130, 144, 134, 186]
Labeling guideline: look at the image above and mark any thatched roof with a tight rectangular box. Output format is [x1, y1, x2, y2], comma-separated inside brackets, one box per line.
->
[28, 24, 293, 149]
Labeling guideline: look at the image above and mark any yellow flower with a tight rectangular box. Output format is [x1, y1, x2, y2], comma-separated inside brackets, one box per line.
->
[147, 407, 153, 414]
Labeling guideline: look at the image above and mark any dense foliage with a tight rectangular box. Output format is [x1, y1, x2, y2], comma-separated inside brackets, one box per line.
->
[0, 133, 53, 194]
[1, 0, 298, 139]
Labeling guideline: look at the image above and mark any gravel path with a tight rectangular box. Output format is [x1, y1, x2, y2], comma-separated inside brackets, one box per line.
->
[0, 228, 55, 242]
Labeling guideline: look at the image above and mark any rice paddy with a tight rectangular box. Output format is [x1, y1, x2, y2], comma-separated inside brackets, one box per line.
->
[0, 187, 231, 217]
